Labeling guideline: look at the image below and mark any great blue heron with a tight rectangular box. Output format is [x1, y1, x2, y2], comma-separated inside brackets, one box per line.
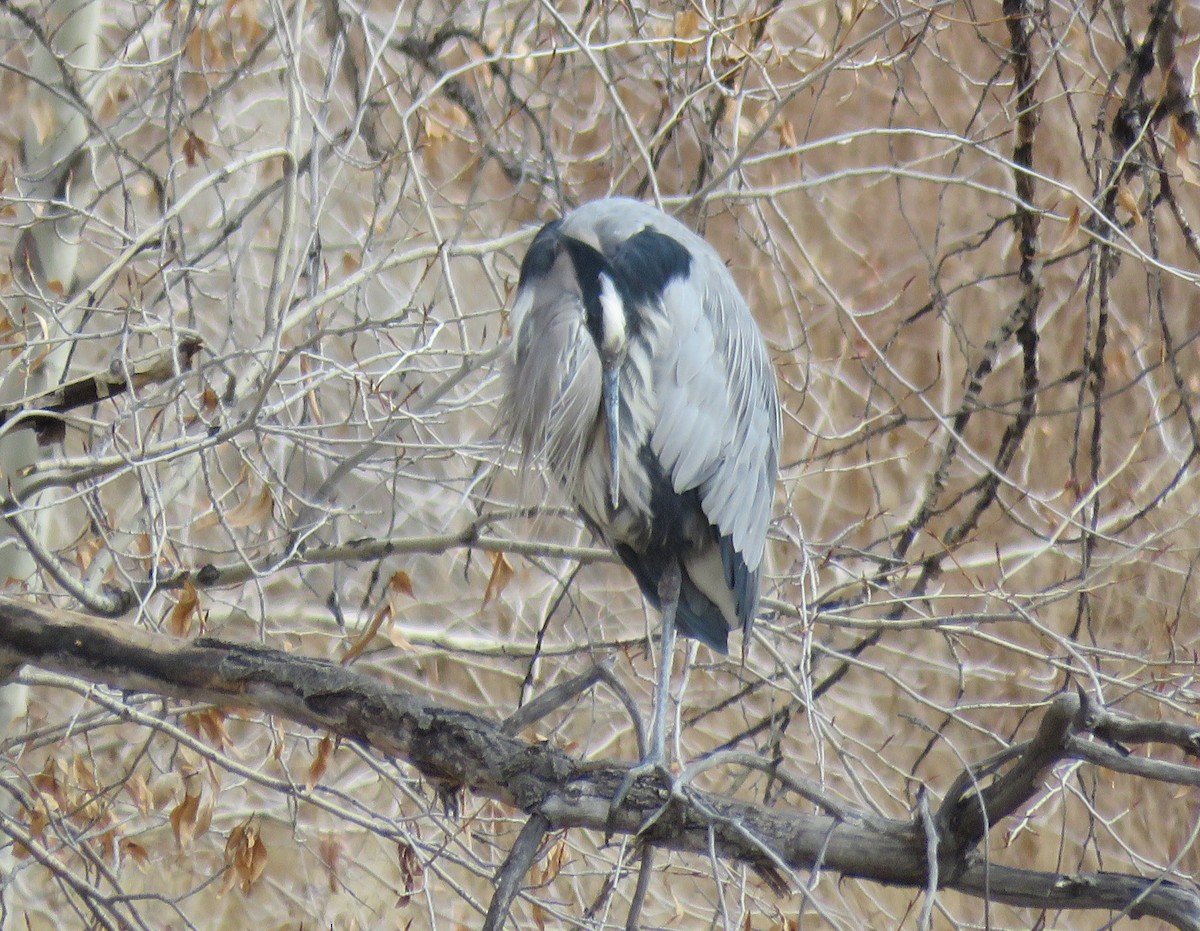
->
[504, 197, 780, 776]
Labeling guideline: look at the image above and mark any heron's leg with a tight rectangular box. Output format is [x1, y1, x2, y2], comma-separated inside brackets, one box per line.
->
[646, 560, 681, 766]
[607, 561, 682, 828]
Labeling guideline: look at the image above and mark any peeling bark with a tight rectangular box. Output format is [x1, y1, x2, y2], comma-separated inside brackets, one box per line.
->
[0, 598, 1197, 928]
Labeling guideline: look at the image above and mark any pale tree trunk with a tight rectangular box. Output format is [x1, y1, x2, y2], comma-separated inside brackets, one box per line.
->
[1, 0, 102, 739]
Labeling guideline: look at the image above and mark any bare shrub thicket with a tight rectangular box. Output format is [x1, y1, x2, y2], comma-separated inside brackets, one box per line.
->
[2, 0, 1200, 928]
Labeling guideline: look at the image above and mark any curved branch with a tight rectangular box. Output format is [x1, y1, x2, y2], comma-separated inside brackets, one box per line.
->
[955, 862, 1200, 928]
[0, 598, 1198, 926]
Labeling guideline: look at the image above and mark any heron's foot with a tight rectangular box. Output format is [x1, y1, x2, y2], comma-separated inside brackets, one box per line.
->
[606, 755, 675, 839]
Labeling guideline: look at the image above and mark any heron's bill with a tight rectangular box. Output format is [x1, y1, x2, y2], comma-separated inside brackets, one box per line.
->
[602, 364, 620, 510]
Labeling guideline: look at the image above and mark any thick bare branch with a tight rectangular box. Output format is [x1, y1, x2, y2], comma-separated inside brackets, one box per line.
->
[1, 598, 1198, 927]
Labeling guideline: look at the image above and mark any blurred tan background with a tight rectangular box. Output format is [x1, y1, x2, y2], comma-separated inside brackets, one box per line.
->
[2, 0, 1199, 927]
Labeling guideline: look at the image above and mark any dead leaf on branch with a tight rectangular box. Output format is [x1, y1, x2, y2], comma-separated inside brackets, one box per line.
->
[343, 570, 415, 664]
[396, 840, 424, 907]
[121, 838, 150, 870]
[125, 772, 154, 817]
[224, 484, 274, 529]
[181, 130, 210, 167]
[530, 837, 570, 886]
[318, 833, 344, 891]
[390, 570, 415, 599]
[307, 734, 335, 790]
[170, 769, 210, 849]
[1173, 118, 1199, 185]
[482, 551, 514, 606]
[1042, 203, 1082, 258]
[168, 582, 202, 637]
[223, 816, 268, 893]
[184, 707, 232, 754]
[1116, 180, 1143, 225]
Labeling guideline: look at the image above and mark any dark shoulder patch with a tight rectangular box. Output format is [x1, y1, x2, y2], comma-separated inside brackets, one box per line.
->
[610, 228, 692, 306]
[559, 235, 608, 290]
[516, 219, 563, 289]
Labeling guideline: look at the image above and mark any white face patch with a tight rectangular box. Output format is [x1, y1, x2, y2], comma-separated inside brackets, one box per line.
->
[597, 273, 627, 355]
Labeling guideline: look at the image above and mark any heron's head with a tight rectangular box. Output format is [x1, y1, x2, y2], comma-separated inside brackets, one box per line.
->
[561, 235, 630, 511]
[514, 222, 634, 510]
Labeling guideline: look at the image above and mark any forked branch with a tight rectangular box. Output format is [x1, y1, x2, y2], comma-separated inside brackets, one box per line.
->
[0, 598, 1196, 928]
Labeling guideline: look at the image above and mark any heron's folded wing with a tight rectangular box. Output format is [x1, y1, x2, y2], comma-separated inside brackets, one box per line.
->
[642, 257, 779, 625]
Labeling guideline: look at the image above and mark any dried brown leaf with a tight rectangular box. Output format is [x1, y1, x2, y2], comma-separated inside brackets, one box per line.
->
[193, 708, 231, 752]
[319, 833, 344, 891]
[673, 10, 703, 56]
[342, 599, 392, 665]
[168, 582, 201, 637]
[125, 772, 153, 816]
[341, 568, 413, 662]
[307, 734, 334, 790]
[482, 551, 514, 606]
[225, 816, 268, 893]
[390, 570, 415, 599]
[170, 787, 201, 849]
[184, 24, 225, 70]
[1043, 203, 1082, 257]
[15, 797, 52, 860]
[546, 837, 569, 880]
[121, 838, 149, 870]
[1173, 118, 1198, 185]
[34, 758, 66, 803]
[182, 131, 209, 167]
[27, 797, 51, 841]
[71, 755, 98, 793]
[1116, 181, 1142, 225]
[397, 841, 424, 907]
[73, 534, 103, 571]
[225, 485, 274, 529]
[95, 825, 118, 861]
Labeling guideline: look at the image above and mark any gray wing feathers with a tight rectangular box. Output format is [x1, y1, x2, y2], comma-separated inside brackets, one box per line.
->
[648, 279, 725, 492]
[649, 256, 778, 574]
